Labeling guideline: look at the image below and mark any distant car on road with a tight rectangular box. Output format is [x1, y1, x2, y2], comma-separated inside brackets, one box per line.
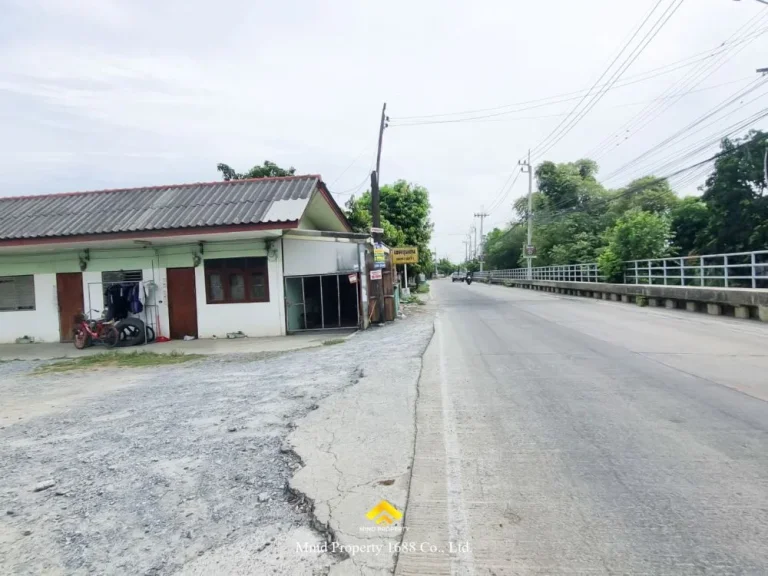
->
[451, 271, 466, 282]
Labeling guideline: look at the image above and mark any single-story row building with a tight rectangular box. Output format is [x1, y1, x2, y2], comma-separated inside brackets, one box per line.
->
[0, 175, 376, 343]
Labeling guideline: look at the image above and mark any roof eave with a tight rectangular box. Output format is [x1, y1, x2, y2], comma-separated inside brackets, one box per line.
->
[315, 181, 353, 232]
[0, 221, 298, 248]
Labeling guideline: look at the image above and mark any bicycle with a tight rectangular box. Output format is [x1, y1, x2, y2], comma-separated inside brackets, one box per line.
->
[72, 311, 119, 350]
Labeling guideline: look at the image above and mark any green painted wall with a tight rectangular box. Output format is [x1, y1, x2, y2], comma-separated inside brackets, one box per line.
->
[0, 240, 268, 277]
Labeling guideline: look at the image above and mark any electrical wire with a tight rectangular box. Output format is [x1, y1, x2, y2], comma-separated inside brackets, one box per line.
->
[487, 170, 523, 215]
[488, 126, 766, 248]
[328, 145, 372, 186]
[610, 102, 768, 185]
[330, 170, 372, 197]
[391, 5, 749, 123]
[602, 76, 768, 183]
[389, 77, 754, 128]
[473, 2, 680, 232]
[329, 150, 378, 197]
[633, 112, 768, 187]
[531, 0, 684, 162]
[588, 9, 768, 160]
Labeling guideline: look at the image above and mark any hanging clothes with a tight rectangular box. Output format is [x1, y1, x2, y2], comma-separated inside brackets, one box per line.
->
[104, 284, 129, 321]
[127, 283, 143, 314]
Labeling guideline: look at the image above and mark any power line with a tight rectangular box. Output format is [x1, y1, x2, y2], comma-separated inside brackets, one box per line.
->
[328, 144, 373, 186]
[487, 170, 523, 215]
[614, 104, 768, 186]
[489, 130, 764, 250]
[602, 76, 768, 183]
[531, 0, 683, 162]
[478, 2, 679, 236]
[391, 11, 751, 123]
[588, 9, 768, 160]
[388, 76, 754, 128]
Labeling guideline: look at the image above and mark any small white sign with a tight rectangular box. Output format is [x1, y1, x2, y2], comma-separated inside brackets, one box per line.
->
[370, 227, 384, 234]
[370, 269, 383, 280]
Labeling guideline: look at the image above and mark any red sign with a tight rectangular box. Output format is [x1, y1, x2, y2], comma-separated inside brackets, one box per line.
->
[348, 273, 358, 284]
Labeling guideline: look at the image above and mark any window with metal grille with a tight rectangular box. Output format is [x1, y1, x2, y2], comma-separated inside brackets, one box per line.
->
[0, 275, 36, 311]
[102, 270, 143, 284]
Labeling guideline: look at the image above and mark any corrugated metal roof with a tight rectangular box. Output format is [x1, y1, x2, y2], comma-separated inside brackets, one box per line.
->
[0, 176, 320, 240]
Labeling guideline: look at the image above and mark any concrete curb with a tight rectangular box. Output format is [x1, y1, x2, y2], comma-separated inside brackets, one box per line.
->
[484, 278, 768, 322]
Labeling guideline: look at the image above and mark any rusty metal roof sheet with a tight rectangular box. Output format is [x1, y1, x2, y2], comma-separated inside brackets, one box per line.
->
[0, 176, 321, 240]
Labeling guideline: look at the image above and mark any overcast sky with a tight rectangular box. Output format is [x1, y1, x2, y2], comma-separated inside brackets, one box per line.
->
[1, 0, 766, 261]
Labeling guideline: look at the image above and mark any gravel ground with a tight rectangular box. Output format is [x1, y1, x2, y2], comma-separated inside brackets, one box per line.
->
[0, 309, 434, 576]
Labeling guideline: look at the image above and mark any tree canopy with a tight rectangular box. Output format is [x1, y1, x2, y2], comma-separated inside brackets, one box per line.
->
[217, 160, 296, 181]
[436, 258, 457, 275]
[480, 130, 767, 278]
[345, 180, 434, 274]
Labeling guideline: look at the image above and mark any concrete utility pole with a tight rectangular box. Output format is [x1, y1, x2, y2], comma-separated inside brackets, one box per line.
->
[474, 211, 489, 271]
[371, 102, 388, 323]
[758, 69, 768, 187]
[519, 150, 534, 280]
[472, 224, 478, 260]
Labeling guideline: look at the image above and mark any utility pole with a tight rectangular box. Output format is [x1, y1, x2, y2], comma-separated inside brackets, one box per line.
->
[463, 239, 469, 264]
[519, 149, 534, 280]
[758, 70, 768, 189]
[371, 102, 388, 323]
[375, 103, 387, 179]
[474, 210, 489, 271]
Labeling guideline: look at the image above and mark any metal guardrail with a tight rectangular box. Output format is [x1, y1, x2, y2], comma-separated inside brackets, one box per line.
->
[474, 263, 602, 283]
[624, 251, 768, 289]
[472, 250, 768, 289]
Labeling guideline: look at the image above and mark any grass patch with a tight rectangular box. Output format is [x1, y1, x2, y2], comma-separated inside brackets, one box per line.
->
[34, 350, 204, 374]
[635, 296, 648, 307]
[322, 338, 345, 346]
[416, 283, 430, 294]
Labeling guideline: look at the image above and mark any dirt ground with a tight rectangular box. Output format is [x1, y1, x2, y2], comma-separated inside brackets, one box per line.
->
[0, 309, 434, 575]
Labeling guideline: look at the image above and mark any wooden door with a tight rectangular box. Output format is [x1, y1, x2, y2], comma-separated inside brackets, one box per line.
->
[167, 267, 198, 339]
[56, 272, 83, 342]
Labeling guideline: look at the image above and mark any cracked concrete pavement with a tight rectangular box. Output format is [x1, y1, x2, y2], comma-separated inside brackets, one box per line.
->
[0, 306, 434, 576]
[287, 306, 435, 576]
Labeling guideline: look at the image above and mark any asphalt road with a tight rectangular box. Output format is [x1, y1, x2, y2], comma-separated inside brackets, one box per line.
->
[397, 280, 768, 576]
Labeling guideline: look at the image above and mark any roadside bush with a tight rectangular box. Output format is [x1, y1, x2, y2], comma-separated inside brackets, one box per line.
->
[597, 247, 623, 283]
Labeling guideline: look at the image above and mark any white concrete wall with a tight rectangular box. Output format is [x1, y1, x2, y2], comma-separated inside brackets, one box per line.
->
[151, 268, 171, 339]
[283, 238, 359, 276]
[83, 271, 104, 316]
[194, 243, 285, 338]
[0, 273, 60, 343]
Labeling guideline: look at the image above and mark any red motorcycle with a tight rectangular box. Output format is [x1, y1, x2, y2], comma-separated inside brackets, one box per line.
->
[72, 312, 119, 350]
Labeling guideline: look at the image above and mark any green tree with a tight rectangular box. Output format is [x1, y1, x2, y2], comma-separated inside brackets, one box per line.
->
[483, 226, 527, 270]
[345, 180, 433, 274]
[598, 210, 672, 281]
[217, 160, 296, 181]
[536, 159, 601, 210]
[436, 258, 456, 275]
[670, 197, 710, 255]
[699, 130, 768, 252]
[610, 176, 678, 216]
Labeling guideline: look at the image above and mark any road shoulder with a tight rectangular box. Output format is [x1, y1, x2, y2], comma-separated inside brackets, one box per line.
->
[287, 314, 434, 575]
